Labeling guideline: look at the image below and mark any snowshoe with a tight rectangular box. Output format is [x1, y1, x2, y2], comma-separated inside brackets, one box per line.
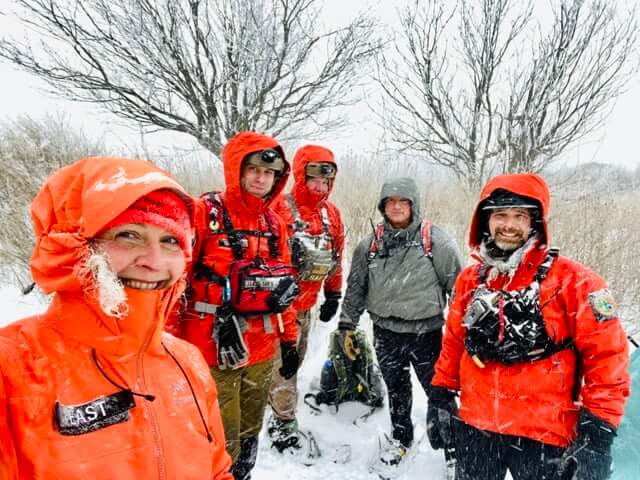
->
[369, 433, 427, 479]
[378, 435, 408, 466]
[267, 417, 303, 453]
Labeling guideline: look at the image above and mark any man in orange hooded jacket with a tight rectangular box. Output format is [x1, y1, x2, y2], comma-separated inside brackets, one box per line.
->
[172, 132, 299, 480]
[267, 144, 345, 452]
[0, 157, 233, 480]
[428, 173, 630, 480]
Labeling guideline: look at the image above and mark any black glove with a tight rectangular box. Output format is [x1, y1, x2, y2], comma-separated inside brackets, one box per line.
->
[213, 305, 249, 370]
[427, 386, 458, 451]
[319, 292, 341, 322]
[278, 341, 300, 380]
[556, 409, 616, 480]
[267, 277, 300, 313]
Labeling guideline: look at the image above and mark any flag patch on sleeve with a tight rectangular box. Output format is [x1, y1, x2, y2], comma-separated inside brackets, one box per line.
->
[588, 289, 617, 322]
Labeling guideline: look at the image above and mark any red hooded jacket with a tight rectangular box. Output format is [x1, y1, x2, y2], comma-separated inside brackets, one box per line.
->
[432, 173, 630, 447]
[272, 145, 345, 311]
[0, 157, 232, 480]
[175, 132, 298, 367]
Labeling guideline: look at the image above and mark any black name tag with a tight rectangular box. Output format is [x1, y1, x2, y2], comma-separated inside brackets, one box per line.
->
[55, 390, 135, 436]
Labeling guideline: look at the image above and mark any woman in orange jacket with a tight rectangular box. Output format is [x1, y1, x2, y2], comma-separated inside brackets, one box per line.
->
[428, 173, 630, 480]
[0, 157, 233, 480]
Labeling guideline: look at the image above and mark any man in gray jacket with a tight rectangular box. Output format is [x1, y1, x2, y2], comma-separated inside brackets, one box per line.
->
[339, 177, 462, 467]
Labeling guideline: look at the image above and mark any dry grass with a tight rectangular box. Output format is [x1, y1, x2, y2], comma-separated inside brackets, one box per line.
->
[0, 125, 636, 333]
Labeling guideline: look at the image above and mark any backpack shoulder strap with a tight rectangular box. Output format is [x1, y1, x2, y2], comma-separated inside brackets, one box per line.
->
[262, 208, 282, 258]
[286, 193, 307, 233]
[206, 193, 244, 260]
[367, 223, 385, 261]
[319, 207, 332, 236]
[535, 247, 560, 283]
[421, 219, 433, 258]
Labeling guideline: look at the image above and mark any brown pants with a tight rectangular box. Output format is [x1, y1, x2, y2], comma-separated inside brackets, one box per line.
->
[211, 360, 274, 460]
[268, 309, 311, 421]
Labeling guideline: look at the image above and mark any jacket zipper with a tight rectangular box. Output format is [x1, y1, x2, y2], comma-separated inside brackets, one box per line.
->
[137, 310, 166, 480]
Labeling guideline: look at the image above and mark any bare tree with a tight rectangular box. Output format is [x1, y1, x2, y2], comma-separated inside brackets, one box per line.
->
[376, 0, 638, 188]
[0, 0, 380, 155]
[0, 114, 104, 288]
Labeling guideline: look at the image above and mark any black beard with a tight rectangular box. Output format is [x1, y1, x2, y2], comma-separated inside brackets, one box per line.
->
[484, 238, 517, 261]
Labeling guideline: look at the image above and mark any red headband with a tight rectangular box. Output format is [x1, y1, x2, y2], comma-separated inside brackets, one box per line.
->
[100, 189, 191, 252]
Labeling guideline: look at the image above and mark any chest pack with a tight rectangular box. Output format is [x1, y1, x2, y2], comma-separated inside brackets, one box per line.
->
[463, 248, 574, 366]
[286, 194, 337, 282]
[368, 219, 433, 261]
[195, 193, 297, 316]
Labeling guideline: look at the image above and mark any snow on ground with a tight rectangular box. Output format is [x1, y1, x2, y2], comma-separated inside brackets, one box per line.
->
[0, 283, 46, 327]
[253, 314, 447, 480]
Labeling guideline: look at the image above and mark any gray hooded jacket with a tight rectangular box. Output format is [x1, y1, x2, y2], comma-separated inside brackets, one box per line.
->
[339, 177, 462, 333]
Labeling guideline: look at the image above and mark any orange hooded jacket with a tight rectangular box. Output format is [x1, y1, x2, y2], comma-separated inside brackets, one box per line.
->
[272, 145, 345, 311]
[175, 132, 298, 367]
[432, 173, 630, 447]
[0, 157, 233, 480]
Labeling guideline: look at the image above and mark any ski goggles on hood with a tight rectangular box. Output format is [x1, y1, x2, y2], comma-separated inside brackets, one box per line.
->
[244, 149, 285, 173]
[481, 189, 539, 210]
[306, 162, 336, 179]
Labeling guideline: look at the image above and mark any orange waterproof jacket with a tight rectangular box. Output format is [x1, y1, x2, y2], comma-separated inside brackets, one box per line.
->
[0, 157, 232, 480]
[272, 145, 345, 311]
[175, 132, 298, 367]
[432, 173, 630, 447]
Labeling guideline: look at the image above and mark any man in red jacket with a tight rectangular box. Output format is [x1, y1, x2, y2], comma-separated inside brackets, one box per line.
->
[267, 144, 345, 452]
[172, 132, 300, 480]
[428, 173, 630, 480]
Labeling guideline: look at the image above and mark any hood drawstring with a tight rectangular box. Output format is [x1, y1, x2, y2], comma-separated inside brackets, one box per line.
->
[92, 349, 156, 401]
[162, 343, 214, 443]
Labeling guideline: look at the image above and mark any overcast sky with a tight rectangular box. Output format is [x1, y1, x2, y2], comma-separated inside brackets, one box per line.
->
[1, 0, 639, 169]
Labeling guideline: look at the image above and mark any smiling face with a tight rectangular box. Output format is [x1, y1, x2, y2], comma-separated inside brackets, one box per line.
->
[488, 207, 532, 252]
[94, 223, 186, 290]
[384, 196, 412, 229]
[241, 164, 277, 198]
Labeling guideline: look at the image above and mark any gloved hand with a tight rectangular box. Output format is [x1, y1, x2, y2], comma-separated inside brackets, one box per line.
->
[338, 325, 360, 361]
[278, 341, 300, 380]
[319, 292, 341, 322]
[213, 305, 249, 370]
[267, 277, 300, 313]
[426, 386, 458, 451]
[556, 409, 616, 480]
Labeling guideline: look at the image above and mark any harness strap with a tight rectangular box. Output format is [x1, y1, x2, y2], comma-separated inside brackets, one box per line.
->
[420, 220, 433, 258]
[368, 219, 432, 259]
[286, 194, 303, 231]
[204, 192, 280, 260]
[320, 207, 331, 236]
